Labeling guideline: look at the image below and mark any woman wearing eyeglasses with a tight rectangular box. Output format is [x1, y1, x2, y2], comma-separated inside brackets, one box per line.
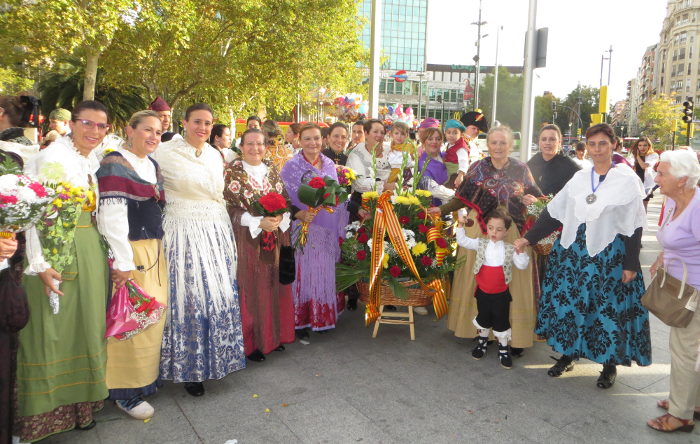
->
[152, 103, 245, 398]
[15, 101, 111, 441]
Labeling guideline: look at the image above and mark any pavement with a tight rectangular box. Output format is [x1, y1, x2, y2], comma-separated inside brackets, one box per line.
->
[43, 196, 698, 444]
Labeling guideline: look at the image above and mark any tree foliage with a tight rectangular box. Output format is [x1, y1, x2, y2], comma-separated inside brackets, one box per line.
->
[637, 95, 679, 146]
[478, 67, 524, 131]
[553, 85, 599, 134]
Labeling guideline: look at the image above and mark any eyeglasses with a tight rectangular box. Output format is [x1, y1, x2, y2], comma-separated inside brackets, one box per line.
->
[74, 119, 111, 132]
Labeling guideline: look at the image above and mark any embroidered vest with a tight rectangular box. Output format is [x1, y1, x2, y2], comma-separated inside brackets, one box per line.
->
[472, 238, 515, 285]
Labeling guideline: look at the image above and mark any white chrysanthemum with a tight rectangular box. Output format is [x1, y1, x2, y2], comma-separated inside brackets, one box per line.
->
[0, 174, 19, 191]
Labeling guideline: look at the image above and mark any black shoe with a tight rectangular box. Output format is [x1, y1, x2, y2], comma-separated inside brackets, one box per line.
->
[347, 298, 358, 310]
[296, 328, 310, 340]
[547, 355, 574, 377]
[274, 345, 285, 352]
[385, 305, 397, 311]
[247, 349, 266, 362]
[76, 420, 96, 430]
[498, 344, 513, 369]
[472, 337, 488, 360]
[511, 347, 524, 357]
[596, 364, 616, 389]
[184, 382, 205, 397]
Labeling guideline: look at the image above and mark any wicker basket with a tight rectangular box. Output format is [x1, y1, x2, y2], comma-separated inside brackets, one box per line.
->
[357, 280, 433, 307]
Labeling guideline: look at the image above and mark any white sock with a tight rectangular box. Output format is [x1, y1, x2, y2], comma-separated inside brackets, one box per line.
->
[479, 328, 490, 338]
[497, 337, 508, 347]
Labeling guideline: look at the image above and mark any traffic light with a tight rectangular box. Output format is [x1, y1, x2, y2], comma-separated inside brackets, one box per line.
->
[682, 97, 694, 123]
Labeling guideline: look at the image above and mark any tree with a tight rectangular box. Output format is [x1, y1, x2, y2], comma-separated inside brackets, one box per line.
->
[478, 67, 524, 131]
[637, 95, 679, 147]
[0, 67, 33, 95]
[1, 0, 135, 101]
[554, 85, 599, 134]
[534, 92, 557, 132]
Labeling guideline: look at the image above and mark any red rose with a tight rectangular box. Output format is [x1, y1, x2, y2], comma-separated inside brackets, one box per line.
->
[356, 250, 367, 260]
[435, 238, 448, 249]
[0, 194, 18, 205]
[418, 224, 429, 233]
[389, 265, 402, 278]
[28, 182, 48, 198]
[358, 226, 366, 234]
[323, 192, 330, 199]
[258, 192, 287, 213]
[339, 237, 345, 246]
[357, 233, 369, 243]
[420, 256, 433, 266]
[399, 216, 410, 225]
[417, 211, 426, 220]
[308, 177, 326, 189]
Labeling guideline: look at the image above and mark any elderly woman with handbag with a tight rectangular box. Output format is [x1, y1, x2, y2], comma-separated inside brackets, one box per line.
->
[645, 149, 700, 434]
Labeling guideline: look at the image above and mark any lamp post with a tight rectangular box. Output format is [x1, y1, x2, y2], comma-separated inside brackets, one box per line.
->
[471, 0, 487, 110]
[491, 24, 502, 127]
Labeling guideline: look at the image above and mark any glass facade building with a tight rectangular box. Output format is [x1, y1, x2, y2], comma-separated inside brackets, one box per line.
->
[360, 0, 428, 72]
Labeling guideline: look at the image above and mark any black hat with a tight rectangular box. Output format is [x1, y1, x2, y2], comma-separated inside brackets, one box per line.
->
[460, 111, 488, 133]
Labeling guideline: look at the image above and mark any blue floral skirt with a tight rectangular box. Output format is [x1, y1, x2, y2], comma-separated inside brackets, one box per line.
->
[536, 224, 651, 366]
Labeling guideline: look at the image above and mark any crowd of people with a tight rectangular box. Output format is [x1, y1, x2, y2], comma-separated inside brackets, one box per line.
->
[1, 92, 699, 441]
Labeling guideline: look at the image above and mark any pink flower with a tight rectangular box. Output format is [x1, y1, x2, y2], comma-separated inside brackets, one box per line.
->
[0, 194, 18, 205]
[28, 182, 48, 198]
[228, 180, 241, 193]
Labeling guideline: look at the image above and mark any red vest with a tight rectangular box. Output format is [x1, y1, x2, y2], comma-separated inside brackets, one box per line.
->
[475, 265, 508, 294]
[444, 137, 468, 164]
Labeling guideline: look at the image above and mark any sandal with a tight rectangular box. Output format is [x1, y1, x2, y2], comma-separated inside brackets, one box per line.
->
[547, 355, 574, 377]
[596, 364, 616, 389]
[656, 399, 700, 420]
[647, 413, 695, 433]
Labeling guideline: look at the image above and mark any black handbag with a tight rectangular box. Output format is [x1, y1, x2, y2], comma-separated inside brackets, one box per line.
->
[279, 246, 296, 285]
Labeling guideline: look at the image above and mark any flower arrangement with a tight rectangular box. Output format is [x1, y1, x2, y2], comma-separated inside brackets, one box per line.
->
[251, 191, 289, 251]
[105, 280, 166, 341]
[0, 158, 55, 234]
[294, 174, 349, 249]
[335, 164, 356, 188]
[525, 194, 560, 255]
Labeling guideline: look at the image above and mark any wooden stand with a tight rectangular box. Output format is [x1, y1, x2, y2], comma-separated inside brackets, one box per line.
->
[371, 305, 416, 340]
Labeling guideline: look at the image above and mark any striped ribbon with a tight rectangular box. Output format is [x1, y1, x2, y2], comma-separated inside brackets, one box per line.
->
[298, 205, 334, 247]
[365, 192, 448, 326]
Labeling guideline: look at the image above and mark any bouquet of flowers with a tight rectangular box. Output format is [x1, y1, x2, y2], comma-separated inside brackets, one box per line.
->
[0, 158, 54, 234]
[525, 194, 559, 255]
[250, 191, 289, 251]
[105, 280, 165, 340]
[335, 165, 356, 189]
[34, 162, 90, 313]
[294, 174, 349, 249]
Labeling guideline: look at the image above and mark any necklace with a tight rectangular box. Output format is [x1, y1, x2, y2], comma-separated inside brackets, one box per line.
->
[587, 164, 613, 204]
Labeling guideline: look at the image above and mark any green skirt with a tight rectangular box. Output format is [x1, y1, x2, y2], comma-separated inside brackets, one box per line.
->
[17, 211, 109, 417]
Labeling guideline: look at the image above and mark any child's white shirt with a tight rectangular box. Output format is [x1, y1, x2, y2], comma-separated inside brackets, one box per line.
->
[386, 147, 414, 169]
[456, 229, 530, 270]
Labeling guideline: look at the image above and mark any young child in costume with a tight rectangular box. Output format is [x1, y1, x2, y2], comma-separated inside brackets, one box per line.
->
[456, 208, 530, 369]
[443, 119, 470, 188]
[386, 121, 414, 183]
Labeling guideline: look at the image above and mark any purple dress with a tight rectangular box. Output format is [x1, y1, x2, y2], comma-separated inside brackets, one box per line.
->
[657, 189, 700, 289]
[280, 153, 348, 331]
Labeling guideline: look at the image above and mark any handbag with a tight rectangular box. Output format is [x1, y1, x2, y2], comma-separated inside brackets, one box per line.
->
[279, 246, 296, 285]
[641, 260, 699, 328]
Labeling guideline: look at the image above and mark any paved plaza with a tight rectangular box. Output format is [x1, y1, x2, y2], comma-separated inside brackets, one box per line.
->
[43, 197, 698, 444]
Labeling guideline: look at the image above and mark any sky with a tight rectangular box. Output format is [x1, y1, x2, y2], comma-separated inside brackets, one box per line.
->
[426, 0, 669, 105]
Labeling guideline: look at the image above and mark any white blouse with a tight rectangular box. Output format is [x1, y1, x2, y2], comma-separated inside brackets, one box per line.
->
[456, 230, 530, 270]
[238, 161, 290, 238]
[96, 148, 157, 271]
[346, 142, 392, 193]
[24, 135, 100, 274]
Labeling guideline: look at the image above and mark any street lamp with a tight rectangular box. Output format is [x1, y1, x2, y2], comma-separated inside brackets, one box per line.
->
[471, 0, 487, 109]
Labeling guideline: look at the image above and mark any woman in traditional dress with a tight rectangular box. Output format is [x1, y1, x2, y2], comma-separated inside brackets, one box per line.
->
[346, 119, 392, 194]
[515, 123, 651, 389]
[224, 128, 295, 362]
[96, 110, 167, 419]
[209, 123, 236, 163]
[0, 148, 28, 444]
[16, 101, 110, 441]
[630, 136, 659, 209]
[152, 103, 245, 397]
[322, 122, 350, 165]
[263, 120, 293, 170]
[527, 124, 580, 196]
[429, 125, 542, 357]
[280, 123, 348, 337]
[416, 127, 455, 206]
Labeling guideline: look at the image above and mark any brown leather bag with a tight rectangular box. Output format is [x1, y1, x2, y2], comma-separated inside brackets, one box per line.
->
[641, 261, 699, 328]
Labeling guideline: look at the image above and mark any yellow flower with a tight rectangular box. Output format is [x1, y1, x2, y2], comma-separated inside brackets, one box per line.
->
[362, 191, 378, 199]
[382, 254, 390, 268]
[415, 189, 432, 198]
[53, 199, 63, 208]
[52, 248, 58, 255]
[394, 196, 410, 205]
[411, 242, 427, 256]
[408, 195, 421, 205]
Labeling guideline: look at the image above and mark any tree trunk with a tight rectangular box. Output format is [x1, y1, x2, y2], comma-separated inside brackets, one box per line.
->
[83, 51, 99, 101]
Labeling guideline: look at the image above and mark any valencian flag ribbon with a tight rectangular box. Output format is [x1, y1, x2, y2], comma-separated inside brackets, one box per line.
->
[365, 192, 448, 326]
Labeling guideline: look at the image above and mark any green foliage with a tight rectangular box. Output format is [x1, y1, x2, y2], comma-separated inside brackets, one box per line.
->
[637, 95, 679, 146]
[478, 67, 524, 131]
[534, 93, 557, 129]
[554, 85, 599, 132]
[0, 67, 33, 95]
